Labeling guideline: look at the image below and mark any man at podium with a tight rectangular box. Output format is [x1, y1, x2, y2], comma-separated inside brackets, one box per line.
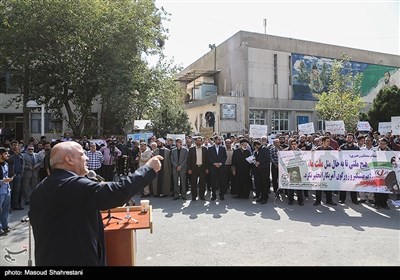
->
[29, 141, 162, 266]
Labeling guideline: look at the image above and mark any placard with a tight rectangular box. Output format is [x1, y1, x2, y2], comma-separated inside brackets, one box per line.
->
[325, 120, 345, 135]
[249, 125, 268, 138]
[200, 127, 213, 139]
[357, 121, 371, 131]
[391, 116, 400, 135]
[298, 122, 315, 135]
[378, 122, 392, 135]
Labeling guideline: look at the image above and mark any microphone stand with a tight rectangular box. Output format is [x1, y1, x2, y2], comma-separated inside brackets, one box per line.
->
[88, 170, 121, 226]
[103, 209, 122, 227]
[118, 205, 138, 224]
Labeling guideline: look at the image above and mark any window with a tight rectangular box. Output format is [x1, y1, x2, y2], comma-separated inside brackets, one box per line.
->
[0, 74, 6, 93]
[31, 113, 51, 133]
[297, 116, 309, 126]
[249, 110, 266, 125]
[0, 72, 18, 94]
[271, 111, 288, 133]
[318, 119, 325, 131]
[274, 54, 278, 85]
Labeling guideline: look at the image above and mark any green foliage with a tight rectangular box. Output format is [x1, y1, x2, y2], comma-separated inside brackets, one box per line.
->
[0, 0, 167, 137]
[150, 104, 191, 138]
[367, 85, 400, 130]
[148, 64, 191, 137]
[315, 54, 365, 132]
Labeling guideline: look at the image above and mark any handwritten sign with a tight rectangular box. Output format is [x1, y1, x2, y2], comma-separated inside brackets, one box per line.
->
[378, 122, 392, 135]
[357, 121, 371, 131]
[200, 127, 213, 139]
[249, 125, 268, 138]
[325, 120, 345, 135]
[392, 116, 400, 135]
[167, 134, 186, 145]
[298, 122, 315, 135]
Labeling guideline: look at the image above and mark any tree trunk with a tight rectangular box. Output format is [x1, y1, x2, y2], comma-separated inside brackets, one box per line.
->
[22, 90, 30, 144]
[22, 65, 30, 144]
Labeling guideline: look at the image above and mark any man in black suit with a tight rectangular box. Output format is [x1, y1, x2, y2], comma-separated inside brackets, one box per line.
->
[29, 141, 162, 266]
[253, 140, 270, 204]
[187, 136, 209, 201]
[207, 135, 227, 200]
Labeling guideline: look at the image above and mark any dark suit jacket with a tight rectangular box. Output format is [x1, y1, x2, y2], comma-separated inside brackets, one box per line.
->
[187, 146, 208, 171]
[254, 146, 270, 169]
[207, 145, 227, 168]
[28, 165, 157, 266]
[171, 147, 188, 171]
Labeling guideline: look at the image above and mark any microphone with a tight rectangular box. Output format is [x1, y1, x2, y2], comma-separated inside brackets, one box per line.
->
[87, 170, 105, 181]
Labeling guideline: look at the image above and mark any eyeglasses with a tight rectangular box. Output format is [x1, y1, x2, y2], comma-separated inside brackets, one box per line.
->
[27, 148, 34, 151]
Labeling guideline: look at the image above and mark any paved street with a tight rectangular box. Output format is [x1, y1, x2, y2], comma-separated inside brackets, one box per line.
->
[1, 193, 399, 266]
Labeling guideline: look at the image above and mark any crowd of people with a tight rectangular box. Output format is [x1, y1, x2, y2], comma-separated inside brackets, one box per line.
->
[0, 130, 399, 238]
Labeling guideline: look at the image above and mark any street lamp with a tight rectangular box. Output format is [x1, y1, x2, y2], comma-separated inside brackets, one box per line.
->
[26, 100, 45, 136]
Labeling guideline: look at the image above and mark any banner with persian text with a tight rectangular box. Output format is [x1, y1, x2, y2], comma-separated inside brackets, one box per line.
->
[278, 150, 400, 193]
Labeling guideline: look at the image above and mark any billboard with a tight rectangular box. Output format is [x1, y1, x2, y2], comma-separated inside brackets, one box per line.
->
[291, 53, 399, 101]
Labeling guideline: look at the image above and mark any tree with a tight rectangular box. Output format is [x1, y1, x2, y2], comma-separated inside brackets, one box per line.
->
[150, 104, 191, 138]
[148, 59, 191, 137]
[367, 85, 400, 130]
[0, 0, 167, 139]
[100, 54, 187, 135]
[315, 54, 365, 132]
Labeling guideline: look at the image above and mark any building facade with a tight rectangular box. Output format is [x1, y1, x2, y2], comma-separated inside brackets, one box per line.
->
[176, 31, 400, 137]
[0, 79, 102, 141]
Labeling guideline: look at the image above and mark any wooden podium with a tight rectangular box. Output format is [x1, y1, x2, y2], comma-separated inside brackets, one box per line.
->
[102, 205, 153, 266]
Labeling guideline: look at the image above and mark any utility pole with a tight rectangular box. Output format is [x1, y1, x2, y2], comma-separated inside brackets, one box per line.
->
[209, 43, 216, 71]
[263, 18, 267, 34]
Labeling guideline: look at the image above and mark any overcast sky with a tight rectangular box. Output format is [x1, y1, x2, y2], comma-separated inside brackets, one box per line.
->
[154, 0, 400, 67]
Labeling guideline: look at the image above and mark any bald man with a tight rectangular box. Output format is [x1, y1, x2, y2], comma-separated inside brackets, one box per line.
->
[29, 141, 162, 266]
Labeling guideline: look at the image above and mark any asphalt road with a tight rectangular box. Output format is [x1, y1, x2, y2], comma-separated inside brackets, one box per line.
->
[1, 192, 399, 266]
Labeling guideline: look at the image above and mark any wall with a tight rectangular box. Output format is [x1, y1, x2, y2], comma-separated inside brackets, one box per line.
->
[178, 30, 400, 134]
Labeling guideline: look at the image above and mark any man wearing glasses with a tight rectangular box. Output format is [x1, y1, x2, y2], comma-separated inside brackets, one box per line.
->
[21, 145, 40, 205]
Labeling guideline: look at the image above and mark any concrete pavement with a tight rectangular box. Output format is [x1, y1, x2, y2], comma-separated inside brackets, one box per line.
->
[1, 192, 399, 266]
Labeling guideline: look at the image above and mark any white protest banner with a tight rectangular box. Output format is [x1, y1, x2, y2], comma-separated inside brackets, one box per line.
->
[378, 122, 392, 135]
[127, 133, 152, 142]
[298, 122, 315, 135]
[167, 134, 186, 145]
[127, 134, 138, 141]
[278, 150, 400, 193]
[249, 124, 268, 138]
[325, 120, 345, 135]
[357, 121, 371, 131]
[391, 116, 400, 135]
